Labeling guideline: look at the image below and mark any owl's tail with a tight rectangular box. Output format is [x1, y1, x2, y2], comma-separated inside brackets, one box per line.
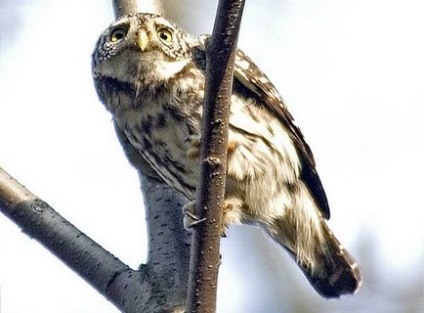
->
[287, 221, 362, 298]
[264, 182, 362, 298]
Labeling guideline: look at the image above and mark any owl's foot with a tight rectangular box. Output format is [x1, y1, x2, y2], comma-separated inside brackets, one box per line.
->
[183, 200, 206, 230]
[183, 200, 242, 237]
[185, 134, 239, 159]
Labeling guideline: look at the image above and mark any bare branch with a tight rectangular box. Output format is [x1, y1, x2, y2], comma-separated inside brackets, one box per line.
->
[0, 167, 151, 312]
[186, 1, 246, 312]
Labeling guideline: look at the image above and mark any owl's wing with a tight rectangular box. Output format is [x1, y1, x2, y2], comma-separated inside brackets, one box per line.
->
[193, 37, 330, 219]
[233, 49, 330, 219]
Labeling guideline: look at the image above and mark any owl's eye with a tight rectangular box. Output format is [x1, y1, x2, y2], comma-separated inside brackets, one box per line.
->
[157, 28, 173, 42]
[110, 27, 127, 43]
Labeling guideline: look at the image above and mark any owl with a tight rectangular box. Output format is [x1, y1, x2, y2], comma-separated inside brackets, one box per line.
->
[92, 13, 361, 298]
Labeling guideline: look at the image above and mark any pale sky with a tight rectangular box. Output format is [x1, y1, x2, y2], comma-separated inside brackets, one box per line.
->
[0, 1, 423, 312]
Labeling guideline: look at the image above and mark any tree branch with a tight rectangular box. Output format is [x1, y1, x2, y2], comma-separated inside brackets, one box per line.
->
[0, 167, 152, 313]
[186, 1, 246, 312]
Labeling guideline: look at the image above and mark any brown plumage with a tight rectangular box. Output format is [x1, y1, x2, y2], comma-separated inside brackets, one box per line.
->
[92, 13, 362, 297]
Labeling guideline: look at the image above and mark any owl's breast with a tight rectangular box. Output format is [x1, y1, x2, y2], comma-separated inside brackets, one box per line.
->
[118, 94, 203, 199]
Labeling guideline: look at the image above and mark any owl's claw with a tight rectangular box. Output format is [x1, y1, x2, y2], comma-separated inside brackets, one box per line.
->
[183, 200, 206, 230]
[183, 200, 230, 237]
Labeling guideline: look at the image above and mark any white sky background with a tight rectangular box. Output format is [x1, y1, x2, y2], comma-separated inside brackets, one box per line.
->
[0, 0, 423, 312]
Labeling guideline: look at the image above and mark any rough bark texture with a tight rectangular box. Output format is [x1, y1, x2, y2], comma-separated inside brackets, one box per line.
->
[185, 1, 246, 312]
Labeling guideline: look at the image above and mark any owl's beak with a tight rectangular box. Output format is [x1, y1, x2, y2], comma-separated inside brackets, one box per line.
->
[137, 30, 149, 52]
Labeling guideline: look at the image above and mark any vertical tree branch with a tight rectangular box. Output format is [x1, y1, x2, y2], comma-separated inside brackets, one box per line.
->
[186, 1, 246, 312]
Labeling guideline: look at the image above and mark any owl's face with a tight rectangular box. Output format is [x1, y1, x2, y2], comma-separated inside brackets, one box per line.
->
[92, 14, 197, 84]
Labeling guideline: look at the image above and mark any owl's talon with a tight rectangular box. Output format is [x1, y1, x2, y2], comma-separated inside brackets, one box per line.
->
[183, 200, 234, 237]
[183, 201, 206, 230]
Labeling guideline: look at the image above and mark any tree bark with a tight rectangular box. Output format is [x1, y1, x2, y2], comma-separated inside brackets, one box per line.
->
[186, 1, 246, 312]
[0, 167, 157, 313]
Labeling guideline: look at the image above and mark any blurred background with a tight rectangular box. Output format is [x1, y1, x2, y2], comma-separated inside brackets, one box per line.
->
[0, 0, 422, 312]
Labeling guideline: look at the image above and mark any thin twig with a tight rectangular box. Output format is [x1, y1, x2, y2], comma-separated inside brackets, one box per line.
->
[186, 1, 246, 312]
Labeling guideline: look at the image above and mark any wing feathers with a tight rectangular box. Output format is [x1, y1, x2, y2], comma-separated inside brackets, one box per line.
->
[193, 37, 330, 219]
[233, 49, 330, 219]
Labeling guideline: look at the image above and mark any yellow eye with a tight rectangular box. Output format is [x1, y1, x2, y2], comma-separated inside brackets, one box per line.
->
[157, 28, 173, 42]
[110, 27, 127, 43]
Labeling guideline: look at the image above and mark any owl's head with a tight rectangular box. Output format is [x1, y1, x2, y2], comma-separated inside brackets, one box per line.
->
[92, 13, 197, 84]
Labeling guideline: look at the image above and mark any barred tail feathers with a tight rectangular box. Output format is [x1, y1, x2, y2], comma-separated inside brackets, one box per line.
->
[265, 182, 362, 298]
[304, 221, 362, 297]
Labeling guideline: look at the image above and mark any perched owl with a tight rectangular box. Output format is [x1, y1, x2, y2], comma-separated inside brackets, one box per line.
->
[92, 13, 361, 298]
